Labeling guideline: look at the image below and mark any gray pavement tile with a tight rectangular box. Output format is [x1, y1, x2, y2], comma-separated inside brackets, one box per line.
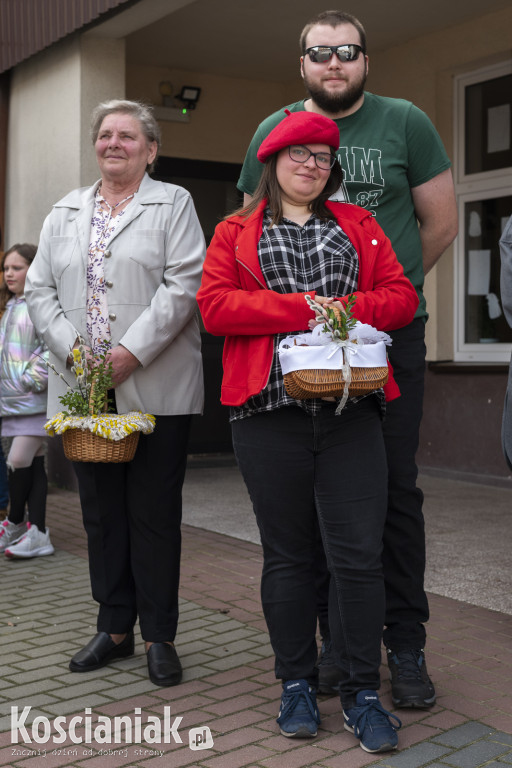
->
[178, 652, 221, 666]
[49, 679, 119, 700]
[22, 642, 79, 658]
[1, 667, 24, 678]
[46, 611, 95, 625]
[206, 639, 264, 658]
[207, 628, 259, 643]
[175, 639, 219, 656]
[41, 694, 113, 715]
[17, 578, 77, 593]
[54, 597, 96, 608]
[179, 607, 214, 621]
[245, 642, 273, 658]
[179, 618, 226, 633]
[442, 741, 510, 767]
[2, 679, 76, 699]
[182, 665, 226, 681]
[492, 733, 512, 747]
[96, 671, 146, 685]
[488, 763, 512, 768]
[7, 694, 62, 709]
[201, 616, 249, 629]
[2, 623, 55, 638]
[372, 743, 452, 767]
[15, 654, 71, 670]
[0, 697, 62, 729]
[107, 657, 146, 674]
[1, 653, 31, 665]
[204, 652, 264, 671]
[0, 630, 44, 643]
[177, 628, 221, 642]
[5, 665, 69, 684]
[2, 608, 53, 620]
[433, 722, 496, 747]
[34, 621, 88, 635]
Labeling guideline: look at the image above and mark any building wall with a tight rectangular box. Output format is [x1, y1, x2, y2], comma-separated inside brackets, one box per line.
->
[366, 6, 512, 479]
[80, 36, 126, 184]
[369, 5, 512, 362]
[5, 35, 125, 246]
[6, 38, 81, 245]
[127, 63, 304, 164]
[418, 365, 511, 483]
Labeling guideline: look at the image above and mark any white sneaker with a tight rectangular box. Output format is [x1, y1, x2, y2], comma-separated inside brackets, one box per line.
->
[0, 519, 27, 553]
[5, 523, 54, 559]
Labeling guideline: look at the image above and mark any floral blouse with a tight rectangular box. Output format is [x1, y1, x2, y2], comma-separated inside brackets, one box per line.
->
[86, 187, 133, 355]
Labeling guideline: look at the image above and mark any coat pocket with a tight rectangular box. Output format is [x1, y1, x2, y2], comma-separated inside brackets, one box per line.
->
[49, 236, 77, 278]
[129, 230, 166, 272]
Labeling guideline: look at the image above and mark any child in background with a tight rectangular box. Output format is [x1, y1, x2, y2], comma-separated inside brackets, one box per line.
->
[0, 264, 9, 519]
[0, 243, 53, 558]
[0, 419, 8, 520]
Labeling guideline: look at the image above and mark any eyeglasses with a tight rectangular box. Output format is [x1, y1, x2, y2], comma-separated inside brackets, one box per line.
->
[305, 44, 363, 63]
[288, 145, 336, 170]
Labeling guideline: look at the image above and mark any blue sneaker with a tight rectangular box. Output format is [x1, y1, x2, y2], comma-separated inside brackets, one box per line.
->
[343, 690, 401, 753]
[277, 679, 320, 738]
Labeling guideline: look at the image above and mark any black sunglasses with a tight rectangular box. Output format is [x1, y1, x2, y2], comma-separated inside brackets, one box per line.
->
[305, 44, 363, 63]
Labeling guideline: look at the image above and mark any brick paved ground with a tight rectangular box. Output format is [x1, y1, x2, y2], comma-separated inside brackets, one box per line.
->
[1, 483, 512, 768]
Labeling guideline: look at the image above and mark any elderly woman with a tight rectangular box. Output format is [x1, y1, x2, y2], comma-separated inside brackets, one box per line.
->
[26, 99, 205, 686]
[197, 111, 418, 753]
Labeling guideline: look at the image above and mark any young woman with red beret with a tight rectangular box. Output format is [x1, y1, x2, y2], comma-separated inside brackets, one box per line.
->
[197, 111, 418, 754]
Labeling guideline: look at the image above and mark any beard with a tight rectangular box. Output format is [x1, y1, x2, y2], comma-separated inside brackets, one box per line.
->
[303, 68, 367, 114]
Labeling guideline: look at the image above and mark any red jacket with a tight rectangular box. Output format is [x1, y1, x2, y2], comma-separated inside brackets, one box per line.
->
[197, 200, 419, 406]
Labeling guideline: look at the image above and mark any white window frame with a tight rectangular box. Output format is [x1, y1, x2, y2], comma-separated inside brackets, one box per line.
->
[454, 60, 512, 362]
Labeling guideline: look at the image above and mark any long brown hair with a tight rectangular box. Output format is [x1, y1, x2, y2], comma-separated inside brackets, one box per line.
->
[0, 243, 37, 313]
[230, 152, 343, 226]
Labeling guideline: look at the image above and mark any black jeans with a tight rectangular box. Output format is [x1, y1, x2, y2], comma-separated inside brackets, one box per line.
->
[382, 318, 429, 650]
[73, 414, 191, 642]
[232, 398, 387, 709]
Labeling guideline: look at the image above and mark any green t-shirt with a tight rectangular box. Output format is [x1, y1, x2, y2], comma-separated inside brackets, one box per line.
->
[237, 92, 451, 319]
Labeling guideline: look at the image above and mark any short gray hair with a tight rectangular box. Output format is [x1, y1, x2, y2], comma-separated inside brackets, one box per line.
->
[90, 99, 161, 173]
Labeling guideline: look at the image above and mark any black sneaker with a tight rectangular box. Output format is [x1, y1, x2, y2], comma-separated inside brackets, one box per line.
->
[386, 648, 436, 708]
[317, 639, 342, 695]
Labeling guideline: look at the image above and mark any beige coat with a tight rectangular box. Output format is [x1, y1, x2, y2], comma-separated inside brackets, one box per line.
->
[25, 174, 205, 417]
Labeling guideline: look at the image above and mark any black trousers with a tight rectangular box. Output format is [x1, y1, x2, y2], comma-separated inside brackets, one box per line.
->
[316, 318, 429, 651]
[382, 318, 429, 650]
[233, 399, 387, 709]
[73, 414, 191, 642]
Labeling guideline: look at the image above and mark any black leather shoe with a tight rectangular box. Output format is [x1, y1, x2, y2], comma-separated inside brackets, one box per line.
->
[147, 643, 182, 687]
[69, 630, 134, 672]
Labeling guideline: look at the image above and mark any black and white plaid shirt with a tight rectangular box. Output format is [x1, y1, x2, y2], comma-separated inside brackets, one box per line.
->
[231, 210, 384, 422]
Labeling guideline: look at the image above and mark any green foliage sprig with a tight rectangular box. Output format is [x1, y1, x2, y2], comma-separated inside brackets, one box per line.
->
[45, 339, 114, 417]
[305, 294, 357, 341]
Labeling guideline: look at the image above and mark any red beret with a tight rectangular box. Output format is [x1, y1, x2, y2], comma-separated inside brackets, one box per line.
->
[257, 109, 339, 163]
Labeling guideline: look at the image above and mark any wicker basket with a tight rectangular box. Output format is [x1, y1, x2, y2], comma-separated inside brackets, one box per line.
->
[62, 427, 140, 463]
[283, 365, 388, 400]
[60, 376, 141, 463]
